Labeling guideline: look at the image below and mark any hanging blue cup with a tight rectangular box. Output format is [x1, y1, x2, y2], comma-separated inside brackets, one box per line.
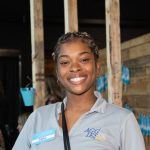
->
[20, 87, 35, 106]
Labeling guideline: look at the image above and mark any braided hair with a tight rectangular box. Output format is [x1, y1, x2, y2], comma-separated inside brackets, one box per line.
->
[52, 32, 99, 63]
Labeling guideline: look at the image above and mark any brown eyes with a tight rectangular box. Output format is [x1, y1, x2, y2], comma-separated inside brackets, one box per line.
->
[59, 61, 69, 65]
[59, 58, 90, 66]
[80, 58, 90, 63]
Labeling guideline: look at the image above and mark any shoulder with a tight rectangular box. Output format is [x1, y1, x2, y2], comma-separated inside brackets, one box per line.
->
[105, 102, 134, 122]
[106, 103, 131, 114]
[22, 102, 62, 133]
[95, 92, 132, 118]
[28, 102, 61, 124]
[32, 102, 61, 116]
[35, 103, 58, 114]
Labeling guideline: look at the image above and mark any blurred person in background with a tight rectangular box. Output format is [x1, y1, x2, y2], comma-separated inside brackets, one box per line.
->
[17, 112, 30, 133]
[45, 74, 65, 104]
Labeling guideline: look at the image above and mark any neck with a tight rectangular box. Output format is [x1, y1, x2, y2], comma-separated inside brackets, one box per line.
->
[65, 91, 96, 112]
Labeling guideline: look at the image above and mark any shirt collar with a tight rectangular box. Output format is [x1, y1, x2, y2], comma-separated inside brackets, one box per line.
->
[56, 91, 107, 119]
[88, 91, 107, 114]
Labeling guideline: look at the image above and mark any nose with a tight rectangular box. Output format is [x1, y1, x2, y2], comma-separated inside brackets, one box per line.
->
[70, 62, 81, 72]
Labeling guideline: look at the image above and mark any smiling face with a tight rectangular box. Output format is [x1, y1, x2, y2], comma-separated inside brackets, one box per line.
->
[56, 40, 100, 96]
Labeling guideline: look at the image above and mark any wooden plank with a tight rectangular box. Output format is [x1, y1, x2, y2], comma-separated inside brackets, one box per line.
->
[123, 75, 150, 95]
[64, 0, 78, 33]
[134, 107, 150, 114]
[100, 42, 150, 67]
[131, 75, 150, 83]
[30, 0, 46, 109]
[124, 82, 150, 95]
[130, 66, 150, 77]
[123, 95, 150, 108]
[105, 0, 122, 106]
[146, 62, 150, 74]
[100, 34, 150, 65]
[0, 49, 21, 56]
[124, 55, 150, 67]
[122, 42, 150, 61]
[121, 54, 150, 77]
[100, 57, 150, 78]
[121, 33, 150, 50]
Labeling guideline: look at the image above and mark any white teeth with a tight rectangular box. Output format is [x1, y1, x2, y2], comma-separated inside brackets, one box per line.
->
[70, 77, 85, 82]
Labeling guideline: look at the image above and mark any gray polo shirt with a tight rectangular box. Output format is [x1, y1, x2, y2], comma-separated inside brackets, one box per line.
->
[12, 92, 145, 150]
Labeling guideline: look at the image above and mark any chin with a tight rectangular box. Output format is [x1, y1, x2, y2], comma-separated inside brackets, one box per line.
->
[69, 88, 91, 95]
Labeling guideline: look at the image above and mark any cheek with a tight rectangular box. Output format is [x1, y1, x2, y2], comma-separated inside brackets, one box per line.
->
[86, 63, 97, 74]
[56, 66, 66, 80]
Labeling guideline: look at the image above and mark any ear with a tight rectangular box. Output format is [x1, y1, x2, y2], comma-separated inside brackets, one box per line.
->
[56, 67, 61, 83]
[96, 62, 101, 78]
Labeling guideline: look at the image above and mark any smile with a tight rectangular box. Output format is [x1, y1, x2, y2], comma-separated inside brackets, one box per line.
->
[69, 77, 86, 84]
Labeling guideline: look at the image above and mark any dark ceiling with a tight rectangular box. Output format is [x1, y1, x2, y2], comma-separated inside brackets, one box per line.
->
[0, 0, 150, 24]
[0, 0, 149, 50]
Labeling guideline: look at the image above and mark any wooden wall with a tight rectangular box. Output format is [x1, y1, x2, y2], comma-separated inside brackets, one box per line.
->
[99, 33, 150, 149]
[100, 33, 150, 112]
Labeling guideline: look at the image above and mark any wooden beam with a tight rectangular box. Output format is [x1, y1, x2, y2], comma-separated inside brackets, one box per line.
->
[100, 33, 150, 65]
[105, 0, 122, 106]
[30, 0, 46, 109]
[64, 0, 78, 33]
[121, 33, 150, 50]
[123, 95, 150, 109]
[0, 49, 21, 57]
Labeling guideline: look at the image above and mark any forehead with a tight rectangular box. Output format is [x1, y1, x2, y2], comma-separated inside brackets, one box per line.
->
[59, 40, 92, 55]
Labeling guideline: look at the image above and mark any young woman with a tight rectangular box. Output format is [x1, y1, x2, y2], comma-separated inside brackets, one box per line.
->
[12, 32, 145, 150]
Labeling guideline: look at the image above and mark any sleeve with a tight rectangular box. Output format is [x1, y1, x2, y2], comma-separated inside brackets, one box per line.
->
[12, 113, 34, 150]
[120, 112, 146, 150]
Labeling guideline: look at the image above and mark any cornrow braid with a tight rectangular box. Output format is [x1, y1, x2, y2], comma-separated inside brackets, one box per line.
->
[52, 32, 99, 63]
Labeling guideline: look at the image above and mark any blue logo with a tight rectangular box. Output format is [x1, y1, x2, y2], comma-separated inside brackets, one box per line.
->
[84, 128, 101, 139]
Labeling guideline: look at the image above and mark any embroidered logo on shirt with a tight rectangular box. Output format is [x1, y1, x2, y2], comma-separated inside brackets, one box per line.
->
[84, 128, 101, 139]
[95, 134, 106, 141]
[84, 128, 106, 141]
[32, 129, 56, 145]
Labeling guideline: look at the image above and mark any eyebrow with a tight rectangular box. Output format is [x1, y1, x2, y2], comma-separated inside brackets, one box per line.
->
[80, 51, 92, 55]
[58, 55, 69, 59]
[58, 51, 92, 59]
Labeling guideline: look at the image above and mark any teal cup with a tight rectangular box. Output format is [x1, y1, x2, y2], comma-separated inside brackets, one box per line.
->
[20, 87, 35, 106]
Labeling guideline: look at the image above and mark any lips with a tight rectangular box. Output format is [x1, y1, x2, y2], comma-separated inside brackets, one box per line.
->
[69, 76, 86, 84]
